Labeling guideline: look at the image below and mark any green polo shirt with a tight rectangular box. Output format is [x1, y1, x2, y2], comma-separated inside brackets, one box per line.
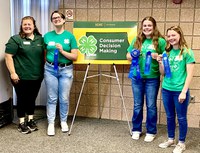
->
[44, 30, 78, 64]
[127, 37, 166, 78]
[162, 48, 195, 91]
[5, 34, 44, 80]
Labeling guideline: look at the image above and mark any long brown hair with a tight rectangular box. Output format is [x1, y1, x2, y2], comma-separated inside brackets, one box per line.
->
[134, 16, 164, 53]
[166, 25, 188, 55]
[19, 16, 41, 38]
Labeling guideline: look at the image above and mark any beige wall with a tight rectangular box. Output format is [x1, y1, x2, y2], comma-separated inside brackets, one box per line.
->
[59, 0, 200, 128]
[0, 0, 12, 103]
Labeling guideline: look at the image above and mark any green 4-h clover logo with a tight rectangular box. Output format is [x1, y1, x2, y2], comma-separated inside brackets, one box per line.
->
[78, 35, 97, 55]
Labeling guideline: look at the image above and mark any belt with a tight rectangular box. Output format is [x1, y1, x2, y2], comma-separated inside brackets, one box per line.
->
[46, 60, 72, 67]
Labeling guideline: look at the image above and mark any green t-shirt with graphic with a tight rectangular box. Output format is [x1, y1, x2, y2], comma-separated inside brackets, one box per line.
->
[44, 30, 78, 64]
[127, 37, 166, 78]
[162, 48, 195, 91]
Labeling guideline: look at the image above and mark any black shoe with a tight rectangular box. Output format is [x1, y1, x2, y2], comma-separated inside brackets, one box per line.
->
[27, 119, 38, 131]
[18, 122, 31, 134]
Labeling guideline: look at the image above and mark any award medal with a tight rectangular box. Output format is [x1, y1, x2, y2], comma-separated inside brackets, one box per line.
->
[128, 49, 141, 79]
[162, 53, 172, 78]
[144, 51, 152, 75]
[54, 49, 59, 71]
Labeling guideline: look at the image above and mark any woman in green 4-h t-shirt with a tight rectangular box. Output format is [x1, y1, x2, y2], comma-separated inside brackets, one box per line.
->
[126, 16, 166, 142]
[158, 26, 195, 153]
[44, 10, 78, 136]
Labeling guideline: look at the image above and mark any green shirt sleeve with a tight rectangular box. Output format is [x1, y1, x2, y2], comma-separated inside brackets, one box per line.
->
[127, 37, 136, 53]
[70, 34, 78, 49]
[5, 35, 19, 55]
[185, 49, 195, 64]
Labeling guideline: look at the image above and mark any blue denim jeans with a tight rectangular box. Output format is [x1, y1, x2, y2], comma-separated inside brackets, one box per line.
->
[162, 88, 189, 142]
[131, 77, 160, 134]
[44, 62, 73, 124]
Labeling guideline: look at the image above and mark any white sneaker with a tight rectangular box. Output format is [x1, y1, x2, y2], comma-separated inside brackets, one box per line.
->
[131, 131, 141, 140]
[173, 143, 186, 153]
[159, 139, 176, 148]
[47, 123, 55, 136]
[61, 122, 69, 132]
[144, 133, 156, 142]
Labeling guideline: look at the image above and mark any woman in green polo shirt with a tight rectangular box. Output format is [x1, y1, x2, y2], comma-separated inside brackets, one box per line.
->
[158, 26, 195, 153]
[5, 16, 44, 134]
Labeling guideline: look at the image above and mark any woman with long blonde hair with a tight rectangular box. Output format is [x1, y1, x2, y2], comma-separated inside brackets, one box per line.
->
[158, 26, 195, 153]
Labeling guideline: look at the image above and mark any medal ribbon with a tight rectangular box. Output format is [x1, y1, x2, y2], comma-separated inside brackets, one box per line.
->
[144, 51, 152, 75]
[54, 49, 59, 71]
[162, 53, 171, 78]
[128, 49, 141, 79]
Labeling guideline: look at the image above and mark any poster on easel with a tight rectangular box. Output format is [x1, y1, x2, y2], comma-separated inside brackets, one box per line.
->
[73, 21, 137, 64]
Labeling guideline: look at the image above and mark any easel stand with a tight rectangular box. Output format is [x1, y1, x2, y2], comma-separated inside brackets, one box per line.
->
[68, 63, 132, 136]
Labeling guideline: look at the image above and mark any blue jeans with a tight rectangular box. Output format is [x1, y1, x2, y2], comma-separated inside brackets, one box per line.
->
[44, 62, 73, 124]
[131, 77, 160, 134]
[162, 88, 189, 142]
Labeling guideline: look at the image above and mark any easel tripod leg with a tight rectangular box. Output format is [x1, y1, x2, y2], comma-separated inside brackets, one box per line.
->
[113, 64, 132, 135]
[68, 64, 90, 135]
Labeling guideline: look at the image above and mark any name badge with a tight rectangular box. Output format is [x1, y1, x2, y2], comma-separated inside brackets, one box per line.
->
[23, 41, 30, 45]
[175, 55, 183, 61]
[147, 44, 155, 50]
[48, 41, 56, 46]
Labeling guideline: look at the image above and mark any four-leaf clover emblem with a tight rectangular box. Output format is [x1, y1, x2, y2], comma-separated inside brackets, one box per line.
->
[78, 35, 97, 54]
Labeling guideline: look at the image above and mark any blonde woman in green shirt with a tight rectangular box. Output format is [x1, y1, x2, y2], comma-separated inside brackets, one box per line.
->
[158, 26, 195, 153]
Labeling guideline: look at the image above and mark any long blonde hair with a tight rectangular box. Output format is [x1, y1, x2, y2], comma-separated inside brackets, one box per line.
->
[134, 16, 164, 53]
[166, 25, 188, 55]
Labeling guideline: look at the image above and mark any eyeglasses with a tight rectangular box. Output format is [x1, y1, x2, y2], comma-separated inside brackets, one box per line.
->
[52, 16, 61, 21]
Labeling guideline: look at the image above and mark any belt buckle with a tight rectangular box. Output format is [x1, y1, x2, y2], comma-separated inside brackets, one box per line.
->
[59, 63, 65, 67]
[57, 62, 72, 67]
[47, 61, 54, 65]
